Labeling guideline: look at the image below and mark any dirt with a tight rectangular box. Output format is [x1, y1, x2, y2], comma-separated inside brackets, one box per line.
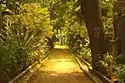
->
[27, 49, 93, 83]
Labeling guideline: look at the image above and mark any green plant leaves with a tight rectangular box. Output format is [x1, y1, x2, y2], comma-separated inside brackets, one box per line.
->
[0, 2, 53, 82]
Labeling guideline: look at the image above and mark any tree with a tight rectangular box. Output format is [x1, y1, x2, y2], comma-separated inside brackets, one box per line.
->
[47, 0, 79, 44]
[114, 0, 125, 62]
[0, 2, 2, 39]
[80, 0, 106, 69]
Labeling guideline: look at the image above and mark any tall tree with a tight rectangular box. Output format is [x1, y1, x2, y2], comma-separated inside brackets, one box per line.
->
[116, 0, 125, 62]
[0, 1, 2, 40]
[80, 0, 106, 69]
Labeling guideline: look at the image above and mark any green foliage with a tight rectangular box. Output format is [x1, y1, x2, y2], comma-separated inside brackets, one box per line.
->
[80, 40, 91, 63]
[0, 0, 120, 82]
[116, 64, 125, 83]
[0, 36, 35, 81]
[103, 53, 114, 73]
[0, 3, 53, 82]
[68, 22, 88, 38]
[48, 0, 79, 41]
[96, 53, 116, 77]
[10, 3, 53, 38]
[68, 22, 91, 63]
[68, 21, 89, 50]
[100, 0, 115, 34]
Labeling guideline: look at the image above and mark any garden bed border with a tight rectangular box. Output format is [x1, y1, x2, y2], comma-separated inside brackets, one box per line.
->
[71, 52, 114, 83]
[8, 49, 52, 83]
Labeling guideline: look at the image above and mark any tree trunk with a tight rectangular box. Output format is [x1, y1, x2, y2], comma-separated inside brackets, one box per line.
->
[116, 0, 125, 63]
[80, 0, 106, 69]
[0, 3, 2, 40]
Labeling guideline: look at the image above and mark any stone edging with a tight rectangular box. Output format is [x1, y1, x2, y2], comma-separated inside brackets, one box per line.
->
[71, 53, 102, 83]
[71, 52, 114, 83]
[8, 61, 40, 83]
[8, 50, 52, 83]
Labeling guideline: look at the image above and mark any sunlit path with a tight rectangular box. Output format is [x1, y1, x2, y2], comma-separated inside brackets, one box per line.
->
[54, 45, 69, 49]
[27, 49, 93, 83]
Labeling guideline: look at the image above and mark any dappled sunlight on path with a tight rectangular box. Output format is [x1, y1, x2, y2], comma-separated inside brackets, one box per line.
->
[54, 45, 69, 49]
[41, 59, 80, 73]
[28, 49, 93, 83]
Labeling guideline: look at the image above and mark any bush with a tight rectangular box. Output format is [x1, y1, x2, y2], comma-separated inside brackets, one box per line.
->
[0, 3, 53, 82]
[116, 64, 125, 83]
[0, 38, 35, 81]
[80, 40, 92, 63]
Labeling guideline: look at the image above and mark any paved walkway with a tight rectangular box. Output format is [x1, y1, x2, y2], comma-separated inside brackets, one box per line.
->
[27, 49, 93, 83]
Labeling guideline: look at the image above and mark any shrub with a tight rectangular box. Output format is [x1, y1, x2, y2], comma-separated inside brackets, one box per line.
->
[0, 3, 53, 82]
[116, 64, 125, 83]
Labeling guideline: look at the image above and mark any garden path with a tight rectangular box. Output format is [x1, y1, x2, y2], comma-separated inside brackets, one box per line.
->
[27, 47, 93, 83]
